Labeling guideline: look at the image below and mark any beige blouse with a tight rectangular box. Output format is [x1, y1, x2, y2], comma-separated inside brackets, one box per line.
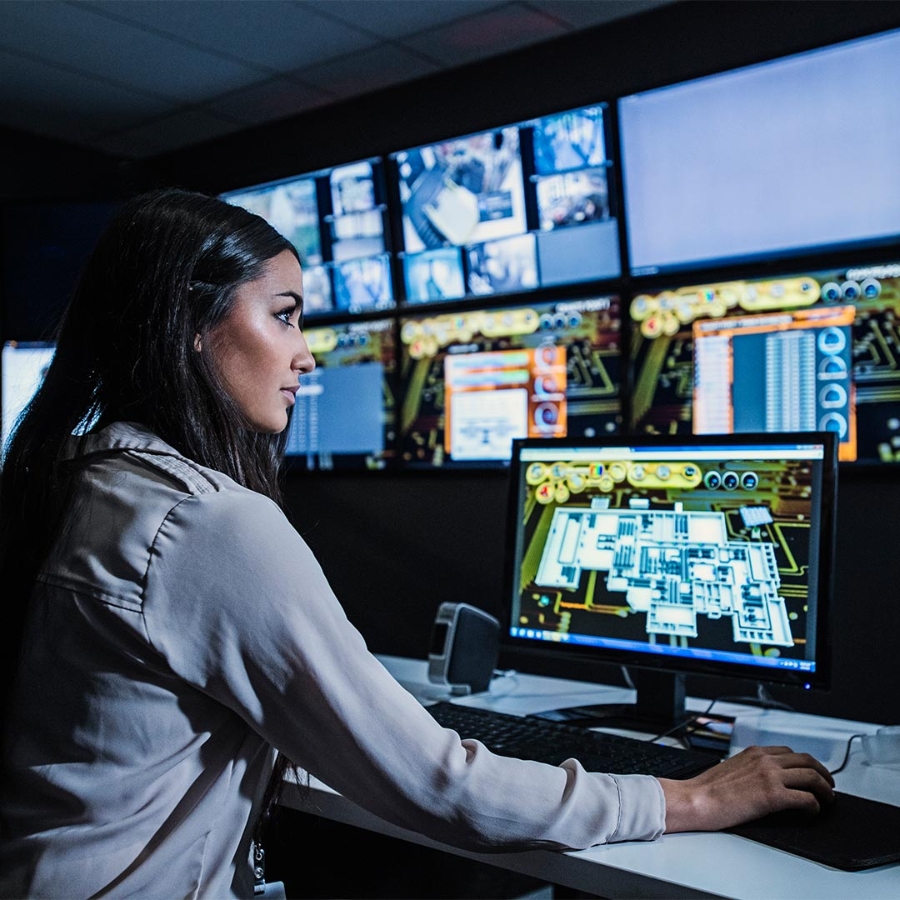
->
[0, 422, 665, 898]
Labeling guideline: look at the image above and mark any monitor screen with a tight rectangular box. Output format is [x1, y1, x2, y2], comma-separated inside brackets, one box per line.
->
[390, 102, 621, 305]
[398, 295, 623, 469]
[618, 27, 900, 276]
[1, 341, 55, 452]
[286, 317, 397, 471]
[500, 432, 837, 725]
[221, 158, 394, 317]
[628, 259, 900, 466]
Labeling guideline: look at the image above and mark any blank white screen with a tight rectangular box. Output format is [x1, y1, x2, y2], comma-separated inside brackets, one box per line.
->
[619, 28, 900, 274]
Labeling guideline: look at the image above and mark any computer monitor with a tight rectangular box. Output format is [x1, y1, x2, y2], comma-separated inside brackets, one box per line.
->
[285, 317, 397, 471]
[390, 101, 621, 305]
[221, 157, 394, 317]
[618, 27, 900, 277]
[628, 258, 900, 466]
[500, 432, 837, 729]
[398, 294, 623, 469]
[1, 341, 56, 453]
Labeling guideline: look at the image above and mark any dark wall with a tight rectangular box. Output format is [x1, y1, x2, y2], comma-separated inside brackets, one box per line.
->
[0, 125, 137, 202]
[0, 127, 143, 344]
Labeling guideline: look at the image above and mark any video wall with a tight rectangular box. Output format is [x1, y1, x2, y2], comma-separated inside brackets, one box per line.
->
[4, 28, 899, 471]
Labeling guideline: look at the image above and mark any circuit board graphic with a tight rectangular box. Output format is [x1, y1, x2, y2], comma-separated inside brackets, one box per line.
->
[399, 297, 622, 466]
[629, 262, 900, 464]
[515, 456, 816, 663]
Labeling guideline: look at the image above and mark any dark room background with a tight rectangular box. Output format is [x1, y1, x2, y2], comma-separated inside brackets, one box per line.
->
[3, 0, 900, 727]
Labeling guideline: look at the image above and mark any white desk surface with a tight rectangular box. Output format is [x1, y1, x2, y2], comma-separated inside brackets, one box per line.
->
[279, 655, 900, 900]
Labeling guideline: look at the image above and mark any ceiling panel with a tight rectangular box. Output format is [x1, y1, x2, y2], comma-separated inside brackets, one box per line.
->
[292, 41, 441, 99]
[0, 0, 675, 160]
[0, 46, 175, 144]
[304, 0, 510, 40]
[0, 1, 264, 104]
[85, 0, 380, 72]
[203, 75, 335, 128]
[401, 4, 570, 66]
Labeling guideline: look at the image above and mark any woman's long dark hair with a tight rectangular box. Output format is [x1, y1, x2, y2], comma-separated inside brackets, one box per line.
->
[0, 187, 301, 835]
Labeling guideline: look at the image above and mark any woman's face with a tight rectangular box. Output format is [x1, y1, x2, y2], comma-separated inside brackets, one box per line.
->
[203, 249, 315, 433]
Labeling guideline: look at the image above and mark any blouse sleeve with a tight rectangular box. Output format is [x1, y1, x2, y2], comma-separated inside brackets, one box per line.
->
[142, 488, 666, 853]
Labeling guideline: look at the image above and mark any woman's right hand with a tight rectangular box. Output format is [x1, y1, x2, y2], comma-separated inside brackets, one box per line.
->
[658, 744, 835, 833]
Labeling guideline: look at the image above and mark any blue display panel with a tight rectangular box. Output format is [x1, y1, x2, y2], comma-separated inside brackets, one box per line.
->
[222, 158, 394, 317]
[618, 28, 900, 277]
[398, 295, 622, 469]
[628, 260, 900, 465]
[391, 103, 621, 306]
[286, 318, 397, 470]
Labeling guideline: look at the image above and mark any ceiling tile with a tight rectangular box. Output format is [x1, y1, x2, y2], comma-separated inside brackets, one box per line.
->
[528, 0, 673, 29]
[203, 76, 335, 127]
[305, 0, 509, 40]
[0, 1, 265, 103]
[0, 46, 175, 144]
[84, 0, 380, 72]
[295, 42, 440, 99]
[94, 107, 245, 159]
[400, 3, 569, 66]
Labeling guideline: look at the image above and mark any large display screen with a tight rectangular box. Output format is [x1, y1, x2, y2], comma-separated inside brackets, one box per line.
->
[628, 260, 900, 465]
[398, 295, 622, 468]
[618, 28, 900, 276]
[1, 341, 55, 452]
[286, 317, 397, 470]
[391, 102, 621, 305]
[222, 158, 394, 317]
[502, 432, 837, 694]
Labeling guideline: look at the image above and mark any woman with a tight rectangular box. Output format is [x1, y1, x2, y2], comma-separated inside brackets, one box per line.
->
[0, 189, 834, 898]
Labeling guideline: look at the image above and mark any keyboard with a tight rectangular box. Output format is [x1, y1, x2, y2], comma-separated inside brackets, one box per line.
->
[426, 701, 719, 780]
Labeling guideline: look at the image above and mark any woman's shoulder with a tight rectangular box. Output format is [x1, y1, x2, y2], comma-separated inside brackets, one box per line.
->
[74, 421, 287, 538]
[78, 422, 266, 497]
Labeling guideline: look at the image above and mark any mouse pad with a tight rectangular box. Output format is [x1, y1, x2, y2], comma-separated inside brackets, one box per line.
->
[727, 791, 900, 871]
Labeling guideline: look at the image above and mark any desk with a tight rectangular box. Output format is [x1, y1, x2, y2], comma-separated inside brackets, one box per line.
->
[278, 655, 900, 900]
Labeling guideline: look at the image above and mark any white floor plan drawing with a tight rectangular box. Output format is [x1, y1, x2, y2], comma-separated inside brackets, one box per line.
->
[535, 499, 794, 647]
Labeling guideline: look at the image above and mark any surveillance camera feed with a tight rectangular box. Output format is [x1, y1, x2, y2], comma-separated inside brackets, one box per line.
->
[398, 295, 622, 468]
[286, 318, 397, 471]
[392, 103, 621, 305]
[222, 158, 394, 317]
[628, 260, 900, 465]
[505, 434, 834, 687]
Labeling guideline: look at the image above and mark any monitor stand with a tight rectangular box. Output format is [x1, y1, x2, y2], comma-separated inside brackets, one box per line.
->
[529, 670, 734, 749]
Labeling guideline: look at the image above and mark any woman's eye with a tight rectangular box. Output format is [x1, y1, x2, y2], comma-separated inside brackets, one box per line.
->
[275, 308, 296, 327]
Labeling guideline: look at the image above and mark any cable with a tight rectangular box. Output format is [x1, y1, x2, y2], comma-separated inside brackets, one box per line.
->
[830, 733, 865, 775]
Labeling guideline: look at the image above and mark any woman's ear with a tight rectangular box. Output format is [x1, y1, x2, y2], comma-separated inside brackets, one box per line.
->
[194, 334, 202, 352]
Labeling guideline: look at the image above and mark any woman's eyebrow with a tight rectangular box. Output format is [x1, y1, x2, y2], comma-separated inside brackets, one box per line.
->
[277, 290, 304, 308]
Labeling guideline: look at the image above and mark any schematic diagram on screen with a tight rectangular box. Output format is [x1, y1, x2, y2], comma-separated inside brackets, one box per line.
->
[535, 501, 793, 648]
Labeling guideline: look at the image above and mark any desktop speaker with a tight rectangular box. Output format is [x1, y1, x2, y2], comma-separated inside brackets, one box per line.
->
[427, 602, 500, 695]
